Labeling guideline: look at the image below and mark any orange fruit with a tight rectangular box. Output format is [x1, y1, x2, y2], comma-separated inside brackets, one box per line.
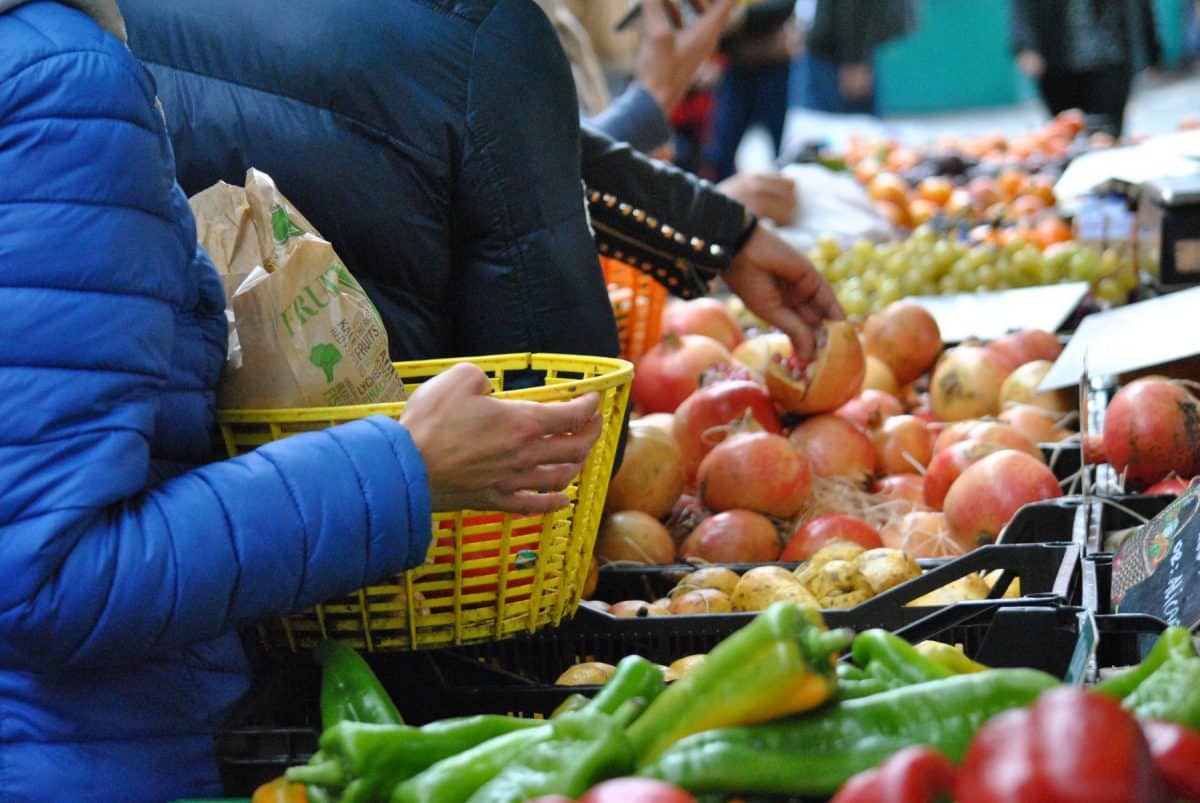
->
[908, 198, 940, 226]
[867, 172, 911, 209]
[917, 176, 955, 207]
[997, 169, 1029, 203]
[1033, 217, 1073, 249]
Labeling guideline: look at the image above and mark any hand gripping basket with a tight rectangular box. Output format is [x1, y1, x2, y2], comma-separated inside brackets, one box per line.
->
[601, 257, 666, 361]
[215, 353, 633, 652]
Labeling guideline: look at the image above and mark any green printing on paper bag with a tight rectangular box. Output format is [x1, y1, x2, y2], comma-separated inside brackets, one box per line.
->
[271, 204, 305, 243]
[279, 264, 358, 337]
[310, 343, 343, 384]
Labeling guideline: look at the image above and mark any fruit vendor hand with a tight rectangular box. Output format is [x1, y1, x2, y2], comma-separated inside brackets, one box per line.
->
[717, 172, 798, 226]
[398, 363, 603, 514]
[1016, 49, 1045, 79]
[724, 222, 845, 360]
[637, 0, 740, 114]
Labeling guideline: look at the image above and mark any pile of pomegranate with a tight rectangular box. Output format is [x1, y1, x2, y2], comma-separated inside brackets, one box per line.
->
[597, 298, 1081, 574]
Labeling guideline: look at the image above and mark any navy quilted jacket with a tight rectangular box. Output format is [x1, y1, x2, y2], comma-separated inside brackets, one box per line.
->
[0, 3, 432, 800]
[123, 0, 622, 364]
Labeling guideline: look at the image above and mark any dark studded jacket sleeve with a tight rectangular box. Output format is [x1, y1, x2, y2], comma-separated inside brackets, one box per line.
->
[580, 124, 748, 299]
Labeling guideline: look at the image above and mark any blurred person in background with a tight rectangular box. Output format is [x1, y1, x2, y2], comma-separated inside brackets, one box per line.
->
[800, 0, 916, 116]
[704, 0, 800, 181]
[538, 0, 799, 225]
[1011, 0, 1162, 137]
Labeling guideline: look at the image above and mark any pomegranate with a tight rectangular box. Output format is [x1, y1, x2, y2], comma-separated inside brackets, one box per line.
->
[678, 509, 781, 563]
[862, 354, 901, 396]
[933, 420, 1043, 461]
[731, 331, 792, 374]
[1102, 378, 1200, 490]
[766, 321, 865, 415]
[789, 414, 877, 487]
[605, 421, 685, 519]
[986, 328, 1063, 372]
[634, 412, 676, 439]
[661, 297, 743, 350]
[872, 414, 934, 476]
[631, 333, 732, 414]
[582, 558, 599, 599]
[697, 431, 811, 518]
[672, 380, 781, 481]
[595, 511, 676, 565]
[923, 439, 1006, 511]
[781, 514, 883, 561]
[943, 450, 1062, 546]
[875, 474, 927, 508]
[881, 511, 972, 558]
[999, 403, 1072, 445]
[930, 346, 1010, 421]
[1145, 476, 1192, 496]
[836, 389, 905, 431]
[1083, 432, 1107, 464]
[999, 360, 1074, 413]
[862, 301, 943, 385]
[665, 493, 709, 546]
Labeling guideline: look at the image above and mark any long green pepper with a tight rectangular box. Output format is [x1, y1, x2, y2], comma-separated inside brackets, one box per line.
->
[315, 640, 404, 730]
[385, 655, 663, 803]
[1094, 625, 1200, 731]
[463, 708, 636, 803]
[639, 667, 1059, 797]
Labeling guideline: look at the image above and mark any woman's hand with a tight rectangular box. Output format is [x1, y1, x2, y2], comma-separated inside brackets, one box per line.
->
[399, 363, 603, 514]
[717, 172, 799, 226]
[637, 0, 739, 113]
[1016, 50, 1046, 79]
[723, 222, 844, 360]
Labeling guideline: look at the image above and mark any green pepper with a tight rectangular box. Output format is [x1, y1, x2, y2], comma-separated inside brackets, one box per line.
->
[287, 716, 543, 802]
[639, 667, 1059, 797]
[385, 656, 662, 803]
[851, 629, 955, 686]
[463, 709, 635, 803]
[1094, 626, 1197, 699]
[315, 640, 403, 729]
[626, 602, 853, 763]
[391, 720, 555, 803]
[835, 661, 891, 700]
[581, 654, 664, 716]
[1122, 654, 1200, 731]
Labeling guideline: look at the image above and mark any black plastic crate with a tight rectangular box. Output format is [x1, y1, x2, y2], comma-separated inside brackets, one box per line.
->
[999, 497, 1087, 546]
[1041, 440, 1084, 487]
[1085, 493, 1173, 556]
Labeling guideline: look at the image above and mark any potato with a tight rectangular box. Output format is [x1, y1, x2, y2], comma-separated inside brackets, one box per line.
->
[983, 569, 1021, 599]
[794, 541, 867, 588]
[668, 588, 734, 615]
[672, 566, 741, 597]
[733, 566, 819, 612]
[808, 559, 874, 609]
[855, 548, 922, 594]
[608, 599, 655, 617]
[906, 572, 992, 607]
[664, 654, 707, 682]
[555, 661, 615, 686]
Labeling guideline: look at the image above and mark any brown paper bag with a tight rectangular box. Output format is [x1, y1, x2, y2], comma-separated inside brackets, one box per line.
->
[190, 169, 406, 409]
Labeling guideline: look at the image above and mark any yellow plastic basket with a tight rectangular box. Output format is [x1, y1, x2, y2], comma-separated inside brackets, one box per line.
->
[602, 257, 667, 362]
[216, 353, 632, 652]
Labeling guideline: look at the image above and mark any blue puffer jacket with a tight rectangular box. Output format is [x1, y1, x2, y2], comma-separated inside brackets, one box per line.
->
[0, 3, 432, 801]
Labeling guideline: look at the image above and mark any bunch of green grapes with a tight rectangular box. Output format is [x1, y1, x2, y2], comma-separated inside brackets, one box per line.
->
[808, 226, 1141, 316]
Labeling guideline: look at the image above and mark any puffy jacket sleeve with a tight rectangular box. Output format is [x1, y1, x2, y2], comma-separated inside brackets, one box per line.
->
[0, 19, 431, 671]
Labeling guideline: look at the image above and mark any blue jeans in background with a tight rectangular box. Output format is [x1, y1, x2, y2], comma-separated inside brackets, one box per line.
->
[798, 54, 878, 116]
[705, 61, 791, 180]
